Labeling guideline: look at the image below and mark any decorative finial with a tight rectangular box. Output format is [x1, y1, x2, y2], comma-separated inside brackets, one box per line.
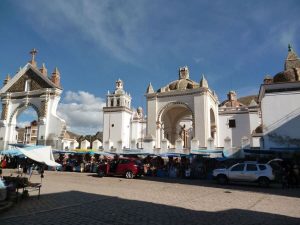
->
[199, 74, 208, 88]
[29, 48, 38, 67]
[179, 66, 189, 79]
[51, 67, 61, 87]
[228, 90, 237, 101]
[40, 63, 48, 76]
[146, 82, 154, 94]
[3, 74, 11, 86]
[288, 44, 292, 52]
[115, 79, 123, 90]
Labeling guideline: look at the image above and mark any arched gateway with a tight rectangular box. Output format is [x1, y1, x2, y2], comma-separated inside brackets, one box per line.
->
[0, 49, 66, 150]
[146, 66, 219, 149]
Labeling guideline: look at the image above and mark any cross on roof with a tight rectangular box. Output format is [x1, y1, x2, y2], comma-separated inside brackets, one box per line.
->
[30, 48, 38, 61]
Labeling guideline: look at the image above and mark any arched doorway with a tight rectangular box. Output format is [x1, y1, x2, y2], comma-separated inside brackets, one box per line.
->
[15, 107, 39, 145]
[158, 102, 194, 148]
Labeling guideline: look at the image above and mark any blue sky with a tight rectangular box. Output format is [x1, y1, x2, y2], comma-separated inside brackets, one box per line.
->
[0, 0, 300, 134]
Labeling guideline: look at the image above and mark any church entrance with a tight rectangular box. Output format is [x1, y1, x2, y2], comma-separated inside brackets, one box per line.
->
[159, 102, 194, 148]
[15, 107, 39, 145]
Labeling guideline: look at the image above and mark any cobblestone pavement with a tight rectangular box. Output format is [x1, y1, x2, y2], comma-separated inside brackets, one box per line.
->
[1, 169, 300, 225]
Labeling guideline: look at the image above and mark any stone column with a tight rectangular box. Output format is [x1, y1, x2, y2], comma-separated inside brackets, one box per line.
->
[156, 121, 161, 148]
[191, 138, 199, 150]
[131, 139, 137, 149]
[175, 138, 184, 152]
[207, 137, 214, 149]
[161, 138, 169, 153]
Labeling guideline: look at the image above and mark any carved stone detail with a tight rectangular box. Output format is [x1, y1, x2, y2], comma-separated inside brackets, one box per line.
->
[1, 103, 9, 120]
[8, 69, 53, 93]
[40, 99, 49, 118]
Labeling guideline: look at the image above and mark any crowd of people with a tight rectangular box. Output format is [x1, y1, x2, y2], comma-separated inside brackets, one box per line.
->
[1, 153, 300, 187]
[53, 153, 221, 179]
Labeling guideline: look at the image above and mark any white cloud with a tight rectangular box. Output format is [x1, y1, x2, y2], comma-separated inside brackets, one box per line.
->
[18, 0, 147, 63]
[57, 91, 106, 135]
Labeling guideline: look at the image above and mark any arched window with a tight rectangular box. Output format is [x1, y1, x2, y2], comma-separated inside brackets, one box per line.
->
[111, 99, 114, 107]
[117, 98, 120, 106]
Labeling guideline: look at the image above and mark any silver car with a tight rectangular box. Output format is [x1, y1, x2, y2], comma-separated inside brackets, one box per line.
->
[213, 162, 275, 187]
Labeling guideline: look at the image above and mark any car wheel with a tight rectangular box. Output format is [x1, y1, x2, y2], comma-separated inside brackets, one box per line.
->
[258, 177, 270, 187]
[125, 171, 134, 179]
[217, 174, 228, 185]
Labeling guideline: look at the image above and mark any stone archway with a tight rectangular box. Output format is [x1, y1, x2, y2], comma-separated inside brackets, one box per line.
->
[0, 51, 66, 150]
[9, 102, 41, 124]
[8, 103, 41, 146]
[157, 102, 195, 147]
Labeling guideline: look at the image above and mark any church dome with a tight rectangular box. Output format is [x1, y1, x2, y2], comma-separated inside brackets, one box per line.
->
[272, 45, 300, 83]
[157, 66, 200, 92]
[273, 68, 299, 83]
[161, 78, 198, 92]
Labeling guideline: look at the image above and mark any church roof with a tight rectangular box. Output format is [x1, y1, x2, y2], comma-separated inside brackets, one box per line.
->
[219, 99, 245, 108]
[64, 130, 80, 140]
[157, 78, 199, 92]
[156, 66, 202, 93]
[0, 63, 62, 94]
[219, 91, 247, 108]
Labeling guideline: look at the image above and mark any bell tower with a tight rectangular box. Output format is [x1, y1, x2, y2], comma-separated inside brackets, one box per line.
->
[103, 79, 133, 151]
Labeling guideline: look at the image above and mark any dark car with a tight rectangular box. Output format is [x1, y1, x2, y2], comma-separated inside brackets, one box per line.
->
[97, 157, 143, 179]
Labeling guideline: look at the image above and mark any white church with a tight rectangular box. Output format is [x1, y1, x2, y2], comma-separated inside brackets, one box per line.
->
[102, 45, 300, 156]
[0, 46, 299, 157]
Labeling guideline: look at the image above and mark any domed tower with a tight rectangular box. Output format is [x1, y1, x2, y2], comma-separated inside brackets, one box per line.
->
[146, 66, 219, 150]
[273, 44, 300, 83]
[103, 79, 133, 151]
[258, 45, 300, 150]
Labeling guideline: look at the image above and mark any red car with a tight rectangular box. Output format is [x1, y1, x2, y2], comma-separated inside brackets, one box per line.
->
[97, 157, 143, 179]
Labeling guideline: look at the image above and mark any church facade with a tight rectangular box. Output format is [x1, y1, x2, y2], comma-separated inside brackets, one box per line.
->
[1, 46, 299, 155]
[103, 46, 300, 155]
[0, 49, 66, 150]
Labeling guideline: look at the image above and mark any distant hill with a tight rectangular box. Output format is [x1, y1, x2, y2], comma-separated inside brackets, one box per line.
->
[238, 95, 258, 106]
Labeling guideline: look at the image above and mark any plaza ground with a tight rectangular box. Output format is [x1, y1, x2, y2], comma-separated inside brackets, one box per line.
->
[0, 169, 300, 225]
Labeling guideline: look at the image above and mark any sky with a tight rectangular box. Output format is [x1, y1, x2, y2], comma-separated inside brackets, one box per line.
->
[0, 0, 300, 135]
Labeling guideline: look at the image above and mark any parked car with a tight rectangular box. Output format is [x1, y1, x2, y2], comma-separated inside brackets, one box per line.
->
[97, 157, 143, 179]
[213, 162, 275, 187]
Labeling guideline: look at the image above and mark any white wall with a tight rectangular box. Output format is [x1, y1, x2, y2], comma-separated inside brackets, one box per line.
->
[261, 91, 300, 149]
[219, 110, 260, 148]
[131, 120, 146, 148]
[92, 140, 102, 150]
[103, 110, 132, 150]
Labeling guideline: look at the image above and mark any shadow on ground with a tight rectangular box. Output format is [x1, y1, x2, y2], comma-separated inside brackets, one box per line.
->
[142, 176, 300, 198]
[89, 173, 300, 198]
[1, 190, 298, 225]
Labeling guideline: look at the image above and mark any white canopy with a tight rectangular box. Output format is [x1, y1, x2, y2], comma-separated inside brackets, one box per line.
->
[17, 145, 61, 167]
